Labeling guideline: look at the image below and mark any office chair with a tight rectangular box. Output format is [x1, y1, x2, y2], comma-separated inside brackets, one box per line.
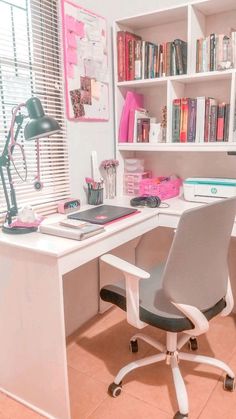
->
[100, 198, 236, 419]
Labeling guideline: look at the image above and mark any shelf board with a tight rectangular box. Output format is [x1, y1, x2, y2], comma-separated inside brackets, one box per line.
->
[116, 4, 187, 29]
[117, 70, 235, 89]
[117, 142, 236, 152]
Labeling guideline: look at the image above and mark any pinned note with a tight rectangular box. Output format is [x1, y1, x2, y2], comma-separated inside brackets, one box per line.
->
[75, 20, 85, 38]
[65, 15, 76, 32]
[67, 48, 77, 64]
[91, 79, 101, 100]
[67, 31, 77, 49]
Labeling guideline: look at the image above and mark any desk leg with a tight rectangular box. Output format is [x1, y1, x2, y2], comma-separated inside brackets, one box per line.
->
[0, 246, 71, 419]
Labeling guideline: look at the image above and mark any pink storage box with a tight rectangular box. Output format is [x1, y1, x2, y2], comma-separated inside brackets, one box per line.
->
[139, 177, 182, 200]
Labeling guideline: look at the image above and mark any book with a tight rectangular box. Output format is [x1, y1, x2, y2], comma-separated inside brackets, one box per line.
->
[39, 222, 105, 241]
[209, 105, 218, 142]
[174, 39, 187, 75]
[187, 98, 197, 142]
[172, 98, 181, 142]
[217, 103, 225, 141]
[196, 96, 206, 142]
[180, 97, 189, 142]
[133, 109, 149, 142]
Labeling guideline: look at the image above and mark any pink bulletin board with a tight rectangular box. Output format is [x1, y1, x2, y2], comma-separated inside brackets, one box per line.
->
[61, 0, 109, 121]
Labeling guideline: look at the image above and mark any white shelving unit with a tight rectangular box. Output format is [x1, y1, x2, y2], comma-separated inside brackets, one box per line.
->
[113, 0, 236, 195]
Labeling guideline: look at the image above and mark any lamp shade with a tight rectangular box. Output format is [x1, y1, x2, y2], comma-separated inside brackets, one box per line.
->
[24, 97, 60, 140]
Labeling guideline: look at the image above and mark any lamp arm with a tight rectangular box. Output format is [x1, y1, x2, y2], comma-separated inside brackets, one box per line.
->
[0, 113, 24, 225]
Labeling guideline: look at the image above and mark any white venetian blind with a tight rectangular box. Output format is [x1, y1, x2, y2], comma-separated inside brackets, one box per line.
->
[0, 0, 70, 222]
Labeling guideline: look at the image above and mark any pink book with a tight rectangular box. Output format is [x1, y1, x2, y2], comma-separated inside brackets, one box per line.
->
[118, 91, 144, 142]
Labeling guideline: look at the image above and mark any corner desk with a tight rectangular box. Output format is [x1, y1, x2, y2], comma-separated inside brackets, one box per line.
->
[0, 196, 235, 419]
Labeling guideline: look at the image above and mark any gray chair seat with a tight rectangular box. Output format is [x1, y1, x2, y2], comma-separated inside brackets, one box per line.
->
[100, 263, 226, 333]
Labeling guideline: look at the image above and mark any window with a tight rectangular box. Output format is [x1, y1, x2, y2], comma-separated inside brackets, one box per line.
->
[0, 0, 70, 221]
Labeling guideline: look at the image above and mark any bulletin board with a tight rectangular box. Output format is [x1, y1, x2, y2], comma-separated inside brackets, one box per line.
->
[61, 0, 109, 121]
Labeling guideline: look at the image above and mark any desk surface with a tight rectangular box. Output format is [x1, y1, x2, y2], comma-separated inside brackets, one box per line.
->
[0, 196, 235, 260]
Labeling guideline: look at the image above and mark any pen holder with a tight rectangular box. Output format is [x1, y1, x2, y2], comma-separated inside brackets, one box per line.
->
[87, 186, 103, 205]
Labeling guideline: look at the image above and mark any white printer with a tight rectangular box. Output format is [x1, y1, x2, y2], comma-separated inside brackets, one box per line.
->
[183, 177, 236, 203]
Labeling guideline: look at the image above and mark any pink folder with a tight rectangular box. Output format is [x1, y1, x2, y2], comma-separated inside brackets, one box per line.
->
[118, 91, 144, 142]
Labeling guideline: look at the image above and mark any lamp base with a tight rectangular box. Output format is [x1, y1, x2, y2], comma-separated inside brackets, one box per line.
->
[2, 223, 38, 234]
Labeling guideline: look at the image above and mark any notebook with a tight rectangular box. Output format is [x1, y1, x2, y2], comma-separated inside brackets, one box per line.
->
[39, 222, 104, 240]
[68, 205, 138, 225]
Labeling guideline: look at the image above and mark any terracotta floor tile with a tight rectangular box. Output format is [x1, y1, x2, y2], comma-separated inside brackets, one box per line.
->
[68, 367, 107, 419]
[67, 316, 156, 381]
[0, 391, 43, 419]
[198, 346, 236, 419]
[87, 393, 170, 419]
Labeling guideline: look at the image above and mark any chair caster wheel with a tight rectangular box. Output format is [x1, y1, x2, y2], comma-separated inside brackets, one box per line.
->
[108, 382, 122, 397]
[130, 339, 138, 353]
[173, 411, 188, 419]
[188, 337, 198, 351]
[223, 374, 235, 391]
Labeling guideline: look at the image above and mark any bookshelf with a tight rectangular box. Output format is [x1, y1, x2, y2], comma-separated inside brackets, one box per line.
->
[114, 0, 236, 195]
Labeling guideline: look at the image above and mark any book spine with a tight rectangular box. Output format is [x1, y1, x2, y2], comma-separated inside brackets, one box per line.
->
[174, 39, 187, 75]
[117, 31, 125, 81]
[128, 39, 134, 80]
[180, 98, 189, 142]
[172, 99, 181, 142]
[217, 103, 225, 141]
[204, 98, 210, 142]
[209, 105, 217, 142]
[166, 42, 171, 76]
[134, 40, 142, 79]
[224, 104, 230, 142]
[171, 42, 176, 75]
[137, 118, 143, 142]
[210, 33, 216, 71]
[196, 39, 200, 73]
[187, 99, 197, 142]
[142, 119, 150, 142]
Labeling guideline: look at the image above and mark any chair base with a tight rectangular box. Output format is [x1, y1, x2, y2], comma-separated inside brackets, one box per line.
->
[108, 332, 235, 419]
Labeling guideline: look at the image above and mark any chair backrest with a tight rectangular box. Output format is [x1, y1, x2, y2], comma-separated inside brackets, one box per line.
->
[163, 197, 236, 311]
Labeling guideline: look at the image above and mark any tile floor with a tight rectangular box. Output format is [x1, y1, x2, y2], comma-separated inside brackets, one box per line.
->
[0, 307, 236, 419]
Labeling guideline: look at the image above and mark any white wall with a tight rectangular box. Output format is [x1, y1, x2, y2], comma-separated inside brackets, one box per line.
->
[67, 0, 189, 203]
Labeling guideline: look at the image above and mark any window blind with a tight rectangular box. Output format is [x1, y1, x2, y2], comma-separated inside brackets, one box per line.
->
[0, 0, 70, 222]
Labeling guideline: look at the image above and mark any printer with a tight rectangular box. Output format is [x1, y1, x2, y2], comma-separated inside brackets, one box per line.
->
[183, 177, 236, 203]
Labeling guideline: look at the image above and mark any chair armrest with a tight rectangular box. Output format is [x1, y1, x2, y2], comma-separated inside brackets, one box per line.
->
[100, 254, 150, 329]
[172, 302, 209, 336]
[100, 254, 150, 279]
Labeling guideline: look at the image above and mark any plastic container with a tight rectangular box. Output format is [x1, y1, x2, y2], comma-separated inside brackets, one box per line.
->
[124, 171, 152, 196]
[124, 158, 144, 173]
[139, 176, 182, 200]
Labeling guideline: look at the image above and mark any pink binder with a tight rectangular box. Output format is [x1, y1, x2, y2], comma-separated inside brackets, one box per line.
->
[118, 91, 144, 142]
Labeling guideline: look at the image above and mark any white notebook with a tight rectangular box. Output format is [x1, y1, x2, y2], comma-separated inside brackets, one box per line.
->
[39, 222, 104, 240]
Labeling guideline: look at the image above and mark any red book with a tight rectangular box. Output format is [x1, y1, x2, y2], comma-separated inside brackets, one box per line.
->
[125, 32, 141, 80]
[217, 103, 225, 141]
[180, 98, 189, 142]
[117, 31, 125, 82]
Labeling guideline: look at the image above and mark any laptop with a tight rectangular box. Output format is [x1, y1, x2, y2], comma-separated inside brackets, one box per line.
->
[67, 205, 138, 225]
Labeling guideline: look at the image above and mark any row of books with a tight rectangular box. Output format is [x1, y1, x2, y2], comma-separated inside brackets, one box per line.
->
[172, 97, 230, 143]
[196, 32, 236, 73]
[117, 31, 187, 81]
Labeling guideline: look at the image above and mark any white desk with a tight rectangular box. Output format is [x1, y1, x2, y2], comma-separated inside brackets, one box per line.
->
[0, 196, 235, 419]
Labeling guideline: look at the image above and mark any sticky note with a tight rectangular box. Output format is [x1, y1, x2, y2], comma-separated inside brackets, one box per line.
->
[67, 48, 77, 65]
[67, 31, 77, 49]
[75, 20, 85, 38]
[65, 15, 76, 32]
[91, 79, 101, 100]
